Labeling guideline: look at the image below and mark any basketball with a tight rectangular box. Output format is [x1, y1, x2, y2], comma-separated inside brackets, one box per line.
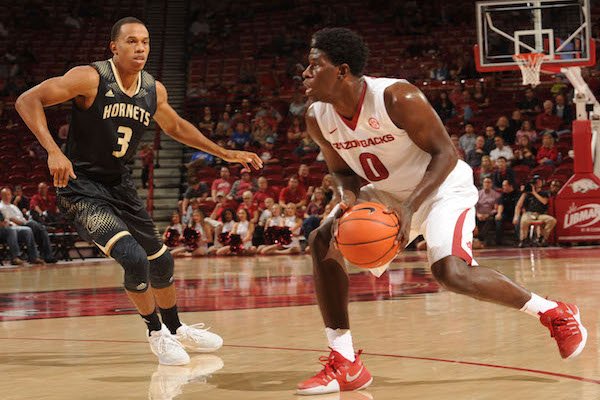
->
[335, 202, 401, 269]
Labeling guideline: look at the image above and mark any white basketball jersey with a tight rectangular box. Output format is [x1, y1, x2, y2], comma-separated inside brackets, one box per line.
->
[310, 76, 432, 198]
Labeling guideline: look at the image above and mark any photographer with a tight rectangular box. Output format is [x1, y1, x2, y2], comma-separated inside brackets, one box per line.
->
[514, 176, 556, 247]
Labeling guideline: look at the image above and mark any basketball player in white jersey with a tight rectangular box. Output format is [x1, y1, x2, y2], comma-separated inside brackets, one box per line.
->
[296, 28, 587, 395]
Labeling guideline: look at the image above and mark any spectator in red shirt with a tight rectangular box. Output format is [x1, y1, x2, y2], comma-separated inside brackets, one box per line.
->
[237, 190, 259, 224]
[253, 176, 277, 210]
[30, 182, 58, 224]
[535, 100, 562, 133]
[230, 168, 257, 202]
[209, 192, 228, 221]
[279, 176, 307, 209]
[536, 132, 559, 166]
[211, 166, 232, 200]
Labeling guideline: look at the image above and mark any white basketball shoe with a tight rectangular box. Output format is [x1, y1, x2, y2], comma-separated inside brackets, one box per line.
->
[174, 323, 223, 353]
[148, 324, 190, 366]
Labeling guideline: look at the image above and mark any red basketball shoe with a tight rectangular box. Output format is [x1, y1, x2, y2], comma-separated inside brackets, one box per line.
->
[296, 349, 373, 395]
[539, 302, 587, 359]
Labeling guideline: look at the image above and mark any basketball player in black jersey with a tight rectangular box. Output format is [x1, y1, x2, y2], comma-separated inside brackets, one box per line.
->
[15, 17, 262, 365]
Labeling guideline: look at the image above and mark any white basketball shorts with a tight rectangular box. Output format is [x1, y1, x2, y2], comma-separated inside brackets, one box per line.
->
[329, 160, 478, 277]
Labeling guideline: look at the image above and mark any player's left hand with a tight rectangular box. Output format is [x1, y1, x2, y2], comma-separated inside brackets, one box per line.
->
[384, 203, 413, 250]
[222, 149, 263, 170]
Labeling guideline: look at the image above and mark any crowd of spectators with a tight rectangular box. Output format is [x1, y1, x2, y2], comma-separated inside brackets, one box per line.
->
[0, 183, 59, 266]
[165, 159, 337, 258]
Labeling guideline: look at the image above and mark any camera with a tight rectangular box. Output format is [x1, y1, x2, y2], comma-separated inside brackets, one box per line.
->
[524, 175, 541, 193]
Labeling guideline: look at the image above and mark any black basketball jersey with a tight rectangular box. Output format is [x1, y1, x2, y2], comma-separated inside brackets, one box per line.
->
[66, 59, 157, 185]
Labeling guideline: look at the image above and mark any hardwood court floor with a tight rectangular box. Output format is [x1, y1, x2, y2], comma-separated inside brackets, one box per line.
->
[1, 247, 599, 400]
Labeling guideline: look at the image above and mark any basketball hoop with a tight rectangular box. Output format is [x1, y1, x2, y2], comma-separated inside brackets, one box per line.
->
[512, 53, 546, 87]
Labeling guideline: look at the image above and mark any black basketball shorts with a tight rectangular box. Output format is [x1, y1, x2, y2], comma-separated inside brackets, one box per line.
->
[56, 174, 166, 259]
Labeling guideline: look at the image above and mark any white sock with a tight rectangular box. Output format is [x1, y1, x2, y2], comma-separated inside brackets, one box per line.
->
[325, 328, 356, 362]
[520, 293, 558, 318]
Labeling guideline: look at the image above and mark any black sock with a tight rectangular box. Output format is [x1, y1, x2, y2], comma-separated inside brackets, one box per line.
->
[141, 311, 161, 335]
[159, 305, 182, 334]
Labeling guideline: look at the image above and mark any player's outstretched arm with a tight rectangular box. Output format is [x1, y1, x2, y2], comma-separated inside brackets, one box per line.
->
[153, 81, 262, 171]
[15, 66, 99, 187]
[306, 105, 360, 210]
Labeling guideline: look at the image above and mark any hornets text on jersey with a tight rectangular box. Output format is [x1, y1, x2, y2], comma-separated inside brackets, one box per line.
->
[65, 59, 157, 185]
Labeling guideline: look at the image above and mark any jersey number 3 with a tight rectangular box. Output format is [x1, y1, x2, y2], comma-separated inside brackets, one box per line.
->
[112, 126, 133, 158]
[359, 153, 389, 182]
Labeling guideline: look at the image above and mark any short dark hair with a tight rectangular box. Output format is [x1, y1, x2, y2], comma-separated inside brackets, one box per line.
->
[311, 28, 369, 77]
[111, 17, 146, 41]
[497, 156, 507, 162]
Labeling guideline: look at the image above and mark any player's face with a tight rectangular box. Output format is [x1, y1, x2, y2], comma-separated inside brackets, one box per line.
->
[302, 49, 340, 102]
[111, 23, 150, 72]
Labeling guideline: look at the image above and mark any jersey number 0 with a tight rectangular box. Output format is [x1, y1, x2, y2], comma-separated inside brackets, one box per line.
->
[359, 153, 390, 181]
[112, 126, 133, 158]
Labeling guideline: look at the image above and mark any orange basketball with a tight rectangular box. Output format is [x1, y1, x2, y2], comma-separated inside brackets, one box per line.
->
[335, 202, 401, 269]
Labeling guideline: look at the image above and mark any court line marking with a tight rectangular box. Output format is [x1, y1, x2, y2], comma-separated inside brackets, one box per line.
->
[0, 337, 598, 385]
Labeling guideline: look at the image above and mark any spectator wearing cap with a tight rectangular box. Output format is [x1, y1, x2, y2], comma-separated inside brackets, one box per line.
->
[535, 100, 562, 133]
[536, 132, 559, 166]
[279, 176, 307, 209]
[253, 177, 277, 210]
[211, 166, 232, 200]
[30, 182, 59, 224]
[230, 168, 257, 202]
[259, 136, 280, 165]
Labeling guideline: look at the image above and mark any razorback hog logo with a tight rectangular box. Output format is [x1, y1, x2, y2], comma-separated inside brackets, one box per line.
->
[570, 178, 600, 194]
[563, 203, 600, 229]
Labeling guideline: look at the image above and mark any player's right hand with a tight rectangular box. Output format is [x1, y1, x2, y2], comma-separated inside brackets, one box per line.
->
[221, 149, 263, 170]
[48, 150, 76, 188]
[338, 190, 357, 213]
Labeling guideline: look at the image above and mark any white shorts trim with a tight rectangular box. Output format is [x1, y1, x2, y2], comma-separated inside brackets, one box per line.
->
[94, 231, 131, 257]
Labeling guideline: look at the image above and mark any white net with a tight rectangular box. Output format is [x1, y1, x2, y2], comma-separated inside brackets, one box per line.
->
[512, 53, 546, 87]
